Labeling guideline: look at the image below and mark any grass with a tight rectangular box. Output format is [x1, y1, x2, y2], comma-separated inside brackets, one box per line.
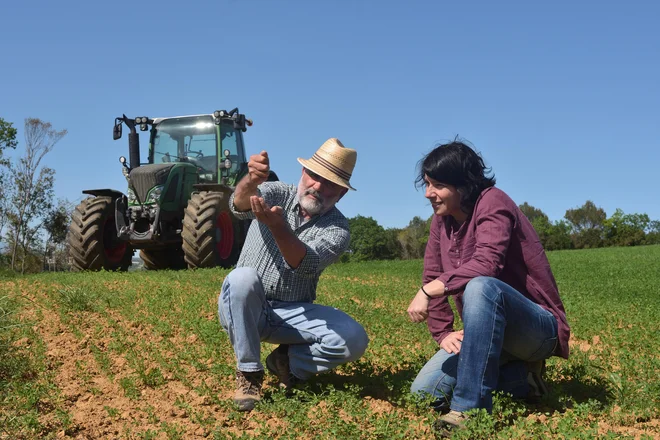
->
[0, 246, 658, 439]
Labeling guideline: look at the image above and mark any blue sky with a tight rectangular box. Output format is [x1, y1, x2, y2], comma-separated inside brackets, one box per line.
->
[2, 1, 659, 229]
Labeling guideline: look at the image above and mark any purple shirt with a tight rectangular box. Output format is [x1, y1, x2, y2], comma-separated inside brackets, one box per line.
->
[424, 187, 570, 359]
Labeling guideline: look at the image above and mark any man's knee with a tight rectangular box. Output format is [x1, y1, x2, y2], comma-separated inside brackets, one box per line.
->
[325, 321, 369, 362]
[346, 324, 369, 361]
[222, 267, 262, 303]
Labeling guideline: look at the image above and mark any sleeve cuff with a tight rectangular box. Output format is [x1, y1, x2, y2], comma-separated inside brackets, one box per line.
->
[438, 273, 452, 292]
[229, 190, 258, 220]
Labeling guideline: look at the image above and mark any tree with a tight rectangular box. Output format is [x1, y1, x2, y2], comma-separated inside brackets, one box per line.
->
[383, 228, 403, 260]
[0, 118, 18, 245]
[347, 215, 400, 261]
[5, 118, 67, 273]
[565, 201, 606, 249]
[645, 220, 660, 245]
[544, 220, 573, 251]
[0, 118, 18, 166]
[398, 216, 431, 260]
[43, 199, 72, 271]
[603, 209, 650, 247]
[519, 202, 548, 223]
[518, 203, 572, 251]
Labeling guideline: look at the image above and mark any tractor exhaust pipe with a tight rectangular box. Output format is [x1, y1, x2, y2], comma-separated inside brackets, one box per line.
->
[129, 132, 140, 169]
[114, 115, 143, 169]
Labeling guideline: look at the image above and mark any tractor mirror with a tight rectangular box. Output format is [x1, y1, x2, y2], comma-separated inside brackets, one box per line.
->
[113, 122, 123, 140]
[233, 114, 247, 132]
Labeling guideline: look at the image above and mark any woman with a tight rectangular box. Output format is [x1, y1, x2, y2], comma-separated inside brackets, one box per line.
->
[407, 141, 569, 435]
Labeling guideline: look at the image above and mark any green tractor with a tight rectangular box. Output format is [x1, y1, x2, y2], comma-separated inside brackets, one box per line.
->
[68, 108, 275, 271]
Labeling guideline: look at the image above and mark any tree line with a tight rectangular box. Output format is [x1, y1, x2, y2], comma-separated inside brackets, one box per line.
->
[342, 203, 660, 263]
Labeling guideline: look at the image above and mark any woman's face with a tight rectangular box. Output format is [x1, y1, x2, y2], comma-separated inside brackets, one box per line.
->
[423, 174, 465, 220]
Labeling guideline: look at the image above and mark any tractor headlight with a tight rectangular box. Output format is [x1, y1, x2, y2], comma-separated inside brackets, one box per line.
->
[145, 185, 164, 204]
[127, 188, 137, 205]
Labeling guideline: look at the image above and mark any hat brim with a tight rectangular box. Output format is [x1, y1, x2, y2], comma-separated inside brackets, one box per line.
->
[297, 158, 356, 191]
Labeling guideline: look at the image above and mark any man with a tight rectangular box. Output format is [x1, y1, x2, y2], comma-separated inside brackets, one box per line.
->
[218, 138, 369, 412]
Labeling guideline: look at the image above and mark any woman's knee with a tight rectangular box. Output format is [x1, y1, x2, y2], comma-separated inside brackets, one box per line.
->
[410, 351, 458, 397]
[464, 276, 501, 307]
[410, 375, 454, 399]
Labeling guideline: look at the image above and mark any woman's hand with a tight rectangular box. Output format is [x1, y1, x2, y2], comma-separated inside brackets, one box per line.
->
[407, 289, 430, 323]
[440, 330, 464, 354]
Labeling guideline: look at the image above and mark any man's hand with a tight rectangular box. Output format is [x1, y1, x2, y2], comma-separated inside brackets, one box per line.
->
[248, 151, 270, 186]
[407, 289, 430, 323]
[233, 151, 270, 211]
[440, 330, 464, 354]
[250, 196, 285, 229]
[251, 195, 307, 269]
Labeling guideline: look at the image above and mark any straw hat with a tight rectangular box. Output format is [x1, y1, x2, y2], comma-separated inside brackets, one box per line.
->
[297, 138, 357, 191]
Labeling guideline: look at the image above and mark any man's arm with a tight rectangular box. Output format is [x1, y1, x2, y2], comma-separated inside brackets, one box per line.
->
[250, 196, 308, 269]
[233, 151, 270, 212]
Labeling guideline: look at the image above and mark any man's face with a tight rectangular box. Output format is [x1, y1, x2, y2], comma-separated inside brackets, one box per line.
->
[297, 168, 348, 216]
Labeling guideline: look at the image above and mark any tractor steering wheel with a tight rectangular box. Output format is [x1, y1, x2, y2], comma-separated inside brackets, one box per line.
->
[185, 149, 204, 158]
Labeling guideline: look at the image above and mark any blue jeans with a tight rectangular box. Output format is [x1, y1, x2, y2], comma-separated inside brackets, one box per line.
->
[218, 267, 369, 380]
[410, 277, 558, 412]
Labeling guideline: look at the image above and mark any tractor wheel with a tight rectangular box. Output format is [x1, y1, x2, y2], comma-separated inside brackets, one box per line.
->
[68, 196, 133, 271]
[182, 191, 240, 269]
[139, 248, 186, 271]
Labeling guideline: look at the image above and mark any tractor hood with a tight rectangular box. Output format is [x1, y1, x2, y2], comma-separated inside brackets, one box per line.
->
[129, 163, 176, 203]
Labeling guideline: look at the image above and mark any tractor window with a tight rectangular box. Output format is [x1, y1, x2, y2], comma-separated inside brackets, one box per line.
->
[152, 131, 179, 164]
[152, 116, 219, 183]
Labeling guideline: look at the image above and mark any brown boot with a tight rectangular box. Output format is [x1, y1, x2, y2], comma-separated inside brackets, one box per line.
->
[266, 344, 299, 389]
[233, 370, 264, 412]
[434, 410, 468, 437]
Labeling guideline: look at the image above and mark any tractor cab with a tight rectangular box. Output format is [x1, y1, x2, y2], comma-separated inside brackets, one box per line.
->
[148, 113, 248, 186]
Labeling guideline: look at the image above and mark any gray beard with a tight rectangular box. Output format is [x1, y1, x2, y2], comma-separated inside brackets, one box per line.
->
[297, 178, 325, 216]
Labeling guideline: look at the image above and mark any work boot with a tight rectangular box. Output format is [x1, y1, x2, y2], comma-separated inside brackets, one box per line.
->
[233, 370, 264, 412]
[266, 344, 300, 389]
[526, 360, 548, 403]
[434, 410, 469, 437]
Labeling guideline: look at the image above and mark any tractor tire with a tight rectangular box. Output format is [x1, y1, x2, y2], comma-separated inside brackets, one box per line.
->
[68, 196, 133, 271]
[139, 248, 186, 271]
[182, 191, 240, 269]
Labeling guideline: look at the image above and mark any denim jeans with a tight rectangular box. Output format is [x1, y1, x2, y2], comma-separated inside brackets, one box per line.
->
[410, 277, 558, 412]
[218, 267, 369, 380]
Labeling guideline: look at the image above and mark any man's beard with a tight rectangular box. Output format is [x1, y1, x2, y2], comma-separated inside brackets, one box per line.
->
[298, 178, 326, 216]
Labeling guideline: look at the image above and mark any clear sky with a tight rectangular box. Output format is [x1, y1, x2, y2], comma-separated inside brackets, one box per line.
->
[2, 1, 659, 229]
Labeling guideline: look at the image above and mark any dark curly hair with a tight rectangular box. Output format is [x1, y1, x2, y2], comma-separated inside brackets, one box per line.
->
[415, 140, 496, 214]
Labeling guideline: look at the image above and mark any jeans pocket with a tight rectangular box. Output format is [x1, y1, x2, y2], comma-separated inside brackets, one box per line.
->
[527, 337, 557, 362]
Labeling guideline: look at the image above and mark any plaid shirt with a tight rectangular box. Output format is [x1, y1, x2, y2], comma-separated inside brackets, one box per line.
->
[229, 181, 350, 303]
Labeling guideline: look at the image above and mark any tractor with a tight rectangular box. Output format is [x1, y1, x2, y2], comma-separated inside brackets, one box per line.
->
[68, 108, 276, 271]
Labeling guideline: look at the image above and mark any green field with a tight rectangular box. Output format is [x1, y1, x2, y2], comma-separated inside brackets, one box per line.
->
[1, 246, 659, 439]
